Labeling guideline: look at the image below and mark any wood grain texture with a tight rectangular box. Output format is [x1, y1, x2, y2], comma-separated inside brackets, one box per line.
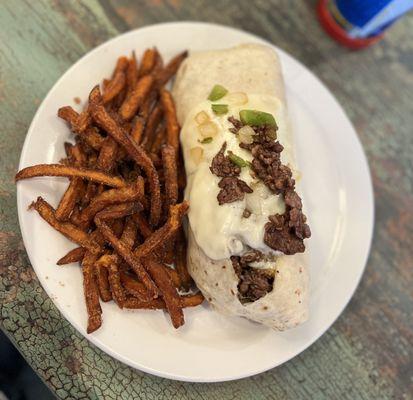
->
[0, 0, 412, 399]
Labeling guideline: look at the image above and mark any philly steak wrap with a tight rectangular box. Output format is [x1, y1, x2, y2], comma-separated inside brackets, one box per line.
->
[172, 44, 311, 330]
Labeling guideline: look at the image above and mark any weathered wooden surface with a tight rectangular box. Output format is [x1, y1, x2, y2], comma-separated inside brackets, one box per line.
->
[0, 0, 412, 398]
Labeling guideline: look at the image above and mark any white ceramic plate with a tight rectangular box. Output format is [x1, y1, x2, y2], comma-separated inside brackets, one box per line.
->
[16, 22, 374, 382]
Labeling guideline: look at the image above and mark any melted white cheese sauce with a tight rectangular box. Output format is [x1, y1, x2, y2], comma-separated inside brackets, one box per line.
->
[181, 94, 294, 261]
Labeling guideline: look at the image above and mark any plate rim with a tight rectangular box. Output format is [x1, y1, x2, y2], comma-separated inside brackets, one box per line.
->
[16, 21, 375, 382]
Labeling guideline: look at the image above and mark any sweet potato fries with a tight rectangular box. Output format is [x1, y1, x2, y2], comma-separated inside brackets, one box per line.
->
[16, 48, 203, 333]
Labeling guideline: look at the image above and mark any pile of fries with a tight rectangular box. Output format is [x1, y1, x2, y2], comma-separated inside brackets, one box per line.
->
[16, 48, 204, 332]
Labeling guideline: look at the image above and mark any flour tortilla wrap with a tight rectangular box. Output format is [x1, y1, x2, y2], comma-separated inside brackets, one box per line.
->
[173, 44, 309, 330]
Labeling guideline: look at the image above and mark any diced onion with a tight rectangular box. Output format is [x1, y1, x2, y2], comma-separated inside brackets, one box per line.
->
[195, 110, 210, 125]
[190, 147, 204, 165]
[238, 125, 255, 144]
[226, 92, 248, 105]
[198, 121, 218, 138]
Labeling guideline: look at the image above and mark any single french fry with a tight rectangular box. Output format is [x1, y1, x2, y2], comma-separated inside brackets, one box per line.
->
[160, 89, 180, 153]
[175, 229, 192, 290]
[29, 197, 99, 253]
[96, 263, 112, 302]
[97, 137, 118, 171]
[55, 178, 85, 221]
[138, 48, 157, 77]
[130, 116, 145, 144]
[121, 216, 137, 249]
[132, 212, 152, 239]
[161, 145, 178, 212]
[143, 105, 163, 149]
[139, 89, 157, 120]
[56, 246, 86, 265]
[123, 292, 204, 310]
[181, 292, 204, 307]
[103, 70, 126, 104]
[68, 143, 87, 167]
[16, 164, 126, 188]
[82, 250, 102, 333]
[126, 52, 138, 95]
[150, 126, 166, 154]
[155, 50, 188, 87]
[164, 266, 181, 289]
[108, 261, 126, 307]
[119, 75, 154, 121]
[95, 202, 142, 222]
[144, 258, 184, 328]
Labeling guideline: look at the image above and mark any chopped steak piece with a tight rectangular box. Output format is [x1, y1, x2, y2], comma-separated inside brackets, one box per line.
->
[288, 207, 311, 240]
[231, 255, 274, 303]
[241, 249, 263, 264]
[284, 189, 302, 209]
[264, 216, 306, 255]
[210, 142, 241, 177]
[217, 176, 252, 205]
[227, 116, 243, 131]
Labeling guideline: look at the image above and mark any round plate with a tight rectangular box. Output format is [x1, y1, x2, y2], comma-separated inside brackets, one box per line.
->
[16, 22, 374, 382]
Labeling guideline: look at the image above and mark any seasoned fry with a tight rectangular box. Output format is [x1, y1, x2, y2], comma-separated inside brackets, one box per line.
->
[164, 266, 181, 289]
[123, 293, 204, 310]
[114, 56, 129, 74]
[59, 106, 103, 151]
[126, 52, 138, 95]
[108, 261, 126, 307]
[143, 105, 163, 149]
[82, 182, 97, 209]
[69, 205, 82, 227]
[81, 127, 105, 151]
[138, 48, 157, 77]
[58, 106, 91, 134]
[134, 202, 189, 259]
[16, 164, 126, 188]
[156, 50, 188, 87]
[119, 271, 149, 300]
[160, 89, 180, 153]
[103, 70, 126, 104]
[55, 178, 84, 221]
[119, 74, 154, 121]
[181, 292, 204, 307]
[79, 178, 144, 226]
[91, 95, 161, 226]
[162, 145, 178, 211]
[58, 106, 80, 129]
[130, 116, 145, 144]
[30, 197, 99, 253]
[150, 126, 166, 154]
[96, 263, 112, 302]
[175, 229, 192, 290]
[95, 202, 141, 221]
[144, 258, 184, 328]
[139, 89, 157, 120]
[69, 143, 87, 167]
[121, 216, 137, 249]
[94, 216, 158, 298]
[82, 251, 102, 333]
[97, 137, 118, 171]
[133, 212, 153, 239]
[56, 246, 86, 265]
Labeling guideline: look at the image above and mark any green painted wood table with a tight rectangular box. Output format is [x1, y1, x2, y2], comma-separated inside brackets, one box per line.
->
[1, 1, 412, 399]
